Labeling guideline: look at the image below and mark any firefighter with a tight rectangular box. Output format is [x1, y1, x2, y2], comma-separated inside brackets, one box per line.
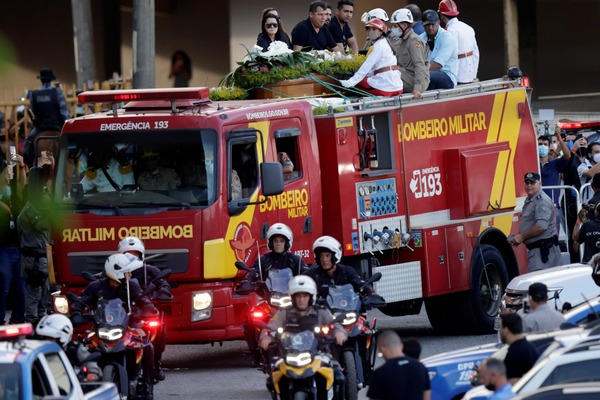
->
[258, 275, 346, 394]
[340, 18, 403, 97]
[305, 235, 373, 300]
[117, 236, 171, 381]
[243, 223, 309, 282]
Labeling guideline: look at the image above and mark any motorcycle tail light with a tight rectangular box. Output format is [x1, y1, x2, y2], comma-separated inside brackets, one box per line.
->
[146, 320, 160, 328]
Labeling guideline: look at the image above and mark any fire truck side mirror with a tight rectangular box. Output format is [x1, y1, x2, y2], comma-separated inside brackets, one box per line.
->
[260, 162, 284, 197]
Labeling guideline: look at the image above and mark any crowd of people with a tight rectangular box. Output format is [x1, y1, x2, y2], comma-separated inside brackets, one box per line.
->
[254, 0, 479, 98]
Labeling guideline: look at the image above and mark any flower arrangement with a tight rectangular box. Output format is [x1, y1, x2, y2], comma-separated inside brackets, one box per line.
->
[211, 41, 366, 101]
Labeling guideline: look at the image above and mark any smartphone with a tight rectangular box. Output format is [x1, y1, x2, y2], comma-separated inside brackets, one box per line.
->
[9, 146, 16, 164]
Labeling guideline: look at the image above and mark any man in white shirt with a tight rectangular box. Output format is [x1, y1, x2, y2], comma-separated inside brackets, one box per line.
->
[438, 0, 479, 84]
[80, 147, 134, 193]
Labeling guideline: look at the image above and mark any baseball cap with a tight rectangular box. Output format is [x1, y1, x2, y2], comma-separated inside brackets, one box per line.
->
[528, 282, 548, 301]
[422, 9, 439, 26]
[524, 172, 540, 182]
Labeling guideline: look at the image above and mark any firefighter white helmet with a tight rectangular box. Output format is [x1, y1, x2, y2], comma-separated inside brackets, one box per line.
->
[266, 223, 294, 251]
[105, 253, 143, 283]
[288, 275, 317, 298]
[117, 236, 146, 260]
[391, 8, 414, 24]
[36, 314, 73, 348]
[312, 235, 343, 264]
[361, 8, 389, 24]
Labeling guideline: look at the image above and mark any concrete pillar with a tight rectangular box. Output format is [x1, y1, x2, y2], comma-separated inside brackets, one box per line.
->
[503, 0, 519, 68]
[132, 0, 155, 88]
[71, 0, 97, 90]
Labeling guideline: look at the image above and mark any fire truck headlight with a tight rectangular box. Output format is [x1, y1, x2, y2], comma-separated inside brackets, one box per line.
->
[53, 295, 70, 315]
[192, 291, 213, 322]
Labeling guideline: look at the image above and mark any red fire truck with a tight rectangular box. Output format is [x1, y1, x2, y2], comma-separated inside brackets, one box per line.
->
[49, 76, 536, 342]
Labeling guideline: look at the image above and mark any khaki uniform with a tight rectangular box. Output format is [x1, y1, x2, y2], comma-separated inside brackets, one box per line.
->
[520, 190, 561, 272]
[390, 29, 430, 93]
[138, 167, 181, 191]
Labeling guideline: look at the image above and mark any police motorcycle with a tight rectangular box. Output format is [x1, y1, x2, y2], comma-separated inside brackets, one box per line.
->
[325, 273, 386, 400]
[235, 261, 294, 370]
[260, 322, 341, 400]
[67, 269, 170, 400]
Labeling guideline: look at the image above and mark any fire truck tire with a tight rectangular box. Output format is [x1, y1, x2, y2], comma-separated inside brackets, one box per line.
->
[425, 244, 508, 334]
[466, 244, 508, 333]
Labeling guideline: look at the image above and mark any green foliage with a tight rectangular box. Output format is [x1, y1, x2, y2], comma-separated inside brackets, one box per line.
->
[209, 86, 248, 101]
[310, 55, 367, 78]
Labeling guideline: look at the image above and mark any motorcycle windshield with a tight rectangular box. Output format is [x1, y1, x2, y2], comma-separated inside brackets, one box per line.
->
[326, 284, 360, 311]
[94, 298, 129, 327]
[280, 330, 318, 352]
[266, 269, 293, 294]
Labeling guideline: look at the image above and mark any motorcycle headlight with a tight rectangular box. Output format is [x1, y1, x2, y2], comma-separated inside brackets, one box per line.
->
[97, 327, 124, 341]
[270, 295, 292, 309]
[341, 312, 357, 326]
[53, 295, 69, 315]
[286, 352, 313, 367]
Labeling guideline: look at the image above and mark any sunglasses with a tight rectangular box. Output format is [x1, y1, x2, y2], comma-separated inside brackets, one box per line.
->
[265, 23, 278, 29]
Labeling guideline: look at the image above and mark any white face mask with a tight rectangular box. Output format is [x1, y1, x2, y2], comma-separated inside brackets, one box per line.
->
[367, 29, 381, 41]
[593, 153, 600, 164]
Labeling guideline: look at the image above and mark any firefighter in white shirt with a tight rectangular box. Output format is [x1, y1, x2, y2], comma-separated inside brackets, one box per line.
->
[438, 0, 479, 84]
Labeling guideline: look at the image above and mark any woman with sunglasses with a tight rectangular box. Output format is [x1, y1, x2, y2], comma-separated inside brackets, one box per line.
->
[257, 12, 291, 51]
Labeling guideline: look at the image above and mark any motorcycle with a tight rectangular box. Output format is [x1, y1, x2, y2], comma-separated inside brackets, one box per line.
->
[67, 294, 158, 400]
[266, 325, 341, 400]
[234, 261, 293, 370]
[326, 273, 386, 400]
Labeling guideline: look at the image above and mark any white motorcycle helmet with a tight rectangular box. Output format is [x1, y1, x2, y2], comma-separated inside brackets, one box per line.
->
[288, 275, 317, 306]
[361, 8, 389, 24]
[118, 236, 145, 260]
[105, 253, 144, 283]
[391, 8, 414, 24]
[36, 314, 73, 348]
[312, 235, 343, 264]
[267, 223, 294, 252]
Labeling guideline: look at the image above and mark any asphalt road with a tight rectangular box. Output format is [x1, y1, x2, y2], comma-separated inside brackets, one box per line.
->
[155, 306, 496, 399]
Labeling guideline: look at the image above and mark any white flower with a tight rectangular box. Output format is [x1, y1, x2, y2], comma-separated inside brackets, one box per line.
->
[262, 41, 294, 57]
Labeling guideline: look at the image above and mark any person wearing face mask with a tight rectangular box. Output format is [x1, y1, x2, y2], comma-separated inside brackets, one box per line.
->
[339, 18, 403, 96]
[538, 126, 571, 208]
[137, 149, 181, 191]
[389, 8, 430, 99]
[477, 358, 515, 400]
[577, 142, 600, 203]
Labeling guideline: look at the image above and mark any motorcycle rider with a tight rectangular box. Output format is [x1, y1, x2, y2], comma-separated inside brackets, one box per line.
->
[36, 313, 102, 382]
[70, 253, 158, 381]
[259, 275, 347, 396]
[117, 235, 171, 381]
[244, 223, 309, 282]
[305, 235, 374, 300]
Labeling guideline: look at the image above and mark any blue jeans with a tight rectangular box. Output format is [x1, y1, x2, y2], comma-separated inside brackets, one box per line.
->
[0, 247, 26, 324]
[427, 71, 455, 90]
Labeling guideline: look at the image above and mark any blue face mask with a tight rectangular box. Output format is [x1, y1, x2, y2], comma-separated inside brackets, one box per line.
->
[538, 145, 549, 157]
[567, 140, 574, 150]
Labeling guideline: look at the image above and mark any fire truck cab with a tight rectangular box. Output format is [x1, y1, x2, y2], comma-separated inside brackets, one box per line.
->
[50, 77, 537, 341]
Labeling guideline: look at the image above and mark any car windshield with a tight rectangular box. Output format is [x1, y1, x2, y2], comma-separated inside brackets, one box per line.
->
[327, 284, 360, 311]
[0, 363, 21, 399]
[52, 129, 217, 213]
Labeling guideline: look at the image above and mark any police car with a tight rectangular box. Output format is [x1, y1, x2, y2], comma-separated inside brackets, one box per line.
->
[0, 323, 118, 400]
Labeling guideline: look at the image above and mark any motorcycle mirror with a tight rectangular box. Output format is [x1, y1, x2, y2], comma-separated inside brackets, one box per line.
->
[66, 292, 88, 308]
[235, 261, 251, 272]
[155, 268, 172, 281]
[81, 271, 97, 282]
[367, 272, 382, 284]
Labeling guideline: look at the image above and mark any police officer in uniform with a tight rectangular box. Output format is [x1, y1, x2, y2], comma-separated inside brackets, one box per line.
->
[521, 282, 565, 333]
[305, 235, 373, 300]
[259, 276, 346, 396]
[510, 172, 561, 272]
[24, 69, 70, 166]
[389, 8, 430, 99]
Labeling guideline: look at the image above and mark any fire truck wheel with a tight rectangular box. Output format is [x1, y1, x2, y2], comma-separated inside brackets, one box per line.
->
[425, 244, 508, 334]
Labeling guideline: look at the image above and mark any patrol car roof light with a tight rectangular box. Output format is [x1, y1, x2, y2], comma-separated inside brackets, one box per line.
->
[77, 87, 210, 104]
[0, 323, 34, 341]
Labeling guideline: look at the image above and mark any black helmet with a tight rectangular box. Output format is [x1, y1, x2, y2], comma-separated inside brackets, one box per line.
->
[507, 66, 523, 80]
[591, 254, 600, 287]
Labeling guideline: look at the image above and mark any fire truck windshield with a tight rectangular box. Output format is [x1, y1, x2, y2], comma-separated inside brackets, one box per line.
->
[52, 129, 217, 212]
